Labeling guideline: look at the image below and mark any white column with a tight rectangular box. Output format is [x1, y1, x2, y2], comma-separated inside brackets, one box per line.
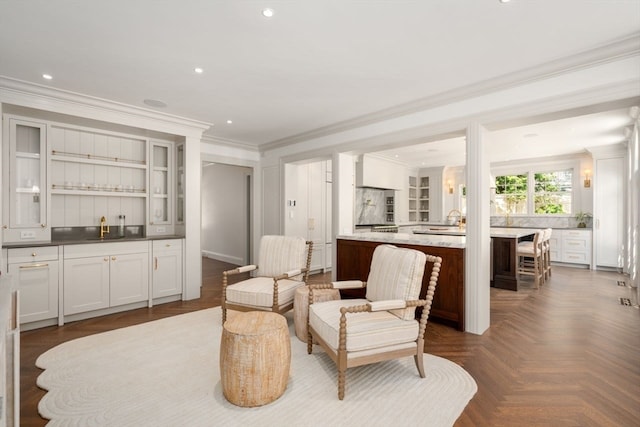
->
[331, 152, 355, 280]
[465, 123, 490, 335]
[184, 135, 201, 300]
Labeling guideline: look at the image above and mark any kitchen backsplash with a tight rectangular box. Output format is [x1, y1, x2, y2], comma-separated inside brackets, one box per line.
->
[356, 187, 391, 225]
[490, 216, 592, 229]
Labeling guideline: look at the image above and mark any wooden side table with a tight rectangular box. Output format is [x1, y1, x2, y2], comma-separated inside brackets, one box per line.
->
[293, 285, 340, 342]
[220, 311, 290, 407]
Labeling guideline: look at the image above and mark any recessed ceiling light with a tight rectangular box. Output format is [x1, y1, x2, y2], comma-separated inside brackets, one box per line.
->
[194, 67, 203, 74]
[42, 74, 53, 80]
[226, 120, 233, 124]
[143, 99, 168, 108]
[500, 0, 511, 3]
[262, 8, 274, 18]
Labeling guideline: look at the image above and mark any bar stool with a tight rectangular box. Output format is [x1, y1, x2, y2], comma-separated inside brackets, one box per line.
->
[517, 230, 544, 288]
[541, 228, 553, 282]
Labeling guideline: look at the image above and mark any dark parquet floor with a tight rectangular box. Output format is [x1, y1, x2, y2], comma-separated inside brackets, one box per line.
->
[20, 259, 640, 426]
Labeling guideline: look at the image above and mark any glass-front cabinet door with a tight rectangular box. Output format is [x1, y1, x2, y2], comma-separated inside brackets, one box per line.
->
[175, 143, 184, 225]
[2, 117, 49, 242]
[148, 141, 173, 232]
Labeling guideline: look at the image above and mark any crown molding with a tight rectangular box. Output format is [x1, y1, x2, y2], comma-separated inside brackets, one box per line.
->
[201, 134, 259, 152]
[261, 31, 640, 153]
[0, 76, 212, 137]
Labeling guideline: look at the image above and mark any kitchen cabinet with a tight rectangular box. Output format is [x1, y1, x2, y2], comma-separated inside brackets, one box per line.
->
[152, 239, 183, 299]
[419, 176, 430, 222]
[549, 229, 592, 268]
[284, 161, 329, 272]
[175, 142, 185, 225]
[2, 116, 49, 242]
[48, 122, 147, 229]
[408, 175, 417, 222]
[7, 246, 59, 325]
[149, 140, 173, 230]
[63, 241, 149, 316]
[594, 156, 624, 268]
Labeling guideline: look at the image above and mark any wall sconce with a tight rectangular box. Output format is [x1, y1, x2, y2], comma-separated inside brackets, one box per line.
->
[583, 170, 591, 188]
[447, 180, 454, 194]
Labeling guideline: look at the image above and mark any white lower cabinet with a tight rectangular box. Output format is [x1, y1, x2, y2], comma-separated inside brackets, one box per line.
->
[549, 229, 592, 268]
[63, 241, 149, 316]
[63, 255, 110, 315]
[152, 239, 183, 298]
[7, 246, 59, 324]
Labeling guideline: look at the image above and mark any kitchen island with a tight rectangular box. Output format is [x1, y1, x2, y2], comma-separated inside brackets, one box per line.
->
[337, 227, 539, 332]
[337, 233, 466, 331]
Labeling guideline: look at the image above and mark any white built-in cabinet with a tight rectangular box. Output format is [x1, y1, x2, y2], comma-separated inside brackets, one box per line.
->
[408, 175, 417, 222]
[285, 160, 331, 273]
[149, 140, 173, 231]
[549, 229, 592, 268]
[175, 143, 185, 225]
[63, 241, 149, 316]
[152, 239, 183, 298]
[2, 117, 49, 242]
[594, 156, 625, 269]
[48, 123, 148, 230]
[7, 246, 59, 324]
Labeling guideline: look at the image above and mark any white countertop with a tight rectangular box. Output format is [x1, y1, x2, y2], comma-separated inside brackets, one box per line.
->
[338, 232, 466, 249]
[338, 227, 539, 249]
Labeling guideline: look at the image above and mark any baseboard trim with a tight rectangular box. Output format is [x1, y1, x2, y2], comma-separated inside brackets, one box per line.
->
[202, 250, 244, 266]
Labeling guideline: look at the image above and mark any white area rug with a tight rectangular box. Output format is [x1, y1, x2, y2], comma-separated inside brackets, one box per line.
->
[37, 307, 477, 427]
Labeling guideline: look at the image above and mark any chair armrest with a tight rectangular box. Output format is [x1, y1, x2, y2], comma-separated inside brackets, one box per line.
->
[331, 280, 365, 289]
[367, 299, 407, 311]
[224, 264, 257, 276]
[273, 267, 308, 281]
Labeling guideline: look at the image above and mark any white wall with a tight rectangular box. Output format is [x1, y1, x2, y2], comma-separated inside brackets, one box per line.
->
[201, 163, 251, 265]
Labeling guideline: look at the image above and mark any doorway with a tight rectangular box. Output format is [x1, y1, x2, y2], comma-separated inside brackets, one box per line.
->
[201, 162, 252, 266]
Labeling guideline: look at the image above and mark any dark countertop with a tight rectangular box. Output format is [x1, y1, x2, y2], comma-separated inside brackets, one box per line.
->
[3, 235, 184, 249]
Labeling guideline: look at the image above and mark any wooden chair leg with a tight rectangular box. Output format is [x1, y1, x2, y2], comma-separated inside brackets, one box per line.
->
[338, 367, 346, 400]
[414, 353, 425, 378]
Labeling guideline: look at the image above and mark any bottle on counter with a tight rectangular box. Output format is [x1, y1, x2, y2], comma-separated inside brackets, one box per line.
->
[118, 215, 125, 237]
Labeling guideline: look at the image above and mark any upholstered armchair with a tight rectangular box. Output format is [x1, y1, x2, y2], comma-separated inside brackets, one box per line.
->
[222, 235, 313, 322]
[307, 244, 442, 400]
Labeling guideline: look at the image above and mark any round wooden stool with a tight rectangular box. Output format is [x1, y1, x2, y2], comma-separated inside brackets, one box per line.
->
[220, 311, 290, 407]
[293, 285, 340, 342]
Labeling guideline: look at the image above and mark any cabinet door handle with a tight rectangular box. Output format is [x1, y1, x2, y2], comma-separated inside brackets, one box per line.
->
[32, 252, 37, 257]
[104, 257, 109, 262]
[154, 257, 158, 270]
[19, 263, 49, 269]
[112, 256, 116, 261]
[41, 223, 46, 228]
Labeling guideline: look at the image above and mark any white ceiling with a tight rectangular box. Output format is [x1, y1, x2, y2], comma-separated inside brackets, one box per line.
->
[0, 0, 639, 160]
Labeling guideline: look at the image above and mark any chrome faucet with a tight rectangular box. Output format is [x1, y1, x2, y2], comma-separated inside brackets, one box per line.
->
[447, 209, 464, 230]
[100, 216, 110, 239]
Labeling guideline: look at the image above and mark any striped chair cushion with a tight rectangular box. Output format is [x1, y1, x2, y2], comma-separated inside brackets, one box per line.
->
[257, 235, 307, 280]
[365, 245, 427, 320]
[309, 299, 419, 352]
[226, 277, 304, 308]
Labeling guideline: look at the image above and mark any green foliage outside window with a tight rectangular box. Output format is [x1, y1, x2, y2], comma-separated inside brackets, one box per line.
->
[494, 170, 572, 215]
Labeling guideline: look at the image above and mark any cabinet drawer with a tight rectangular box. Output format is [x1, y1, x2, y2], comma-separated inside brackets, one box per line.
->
[563, 238, 587, 252]
[564, 230, 590, 238]
[562, 251, 589, 264]
[8, 246, 58, 264]
[152, 239, 182, 251]
[64, 241, 149, 259]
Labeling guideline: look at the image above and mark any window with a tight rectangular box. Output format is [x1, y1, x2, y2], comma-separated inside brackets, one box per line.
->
[494, 169, 574, 215]
[534, 170, 572, 214]
[495, 174, 528, 214]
